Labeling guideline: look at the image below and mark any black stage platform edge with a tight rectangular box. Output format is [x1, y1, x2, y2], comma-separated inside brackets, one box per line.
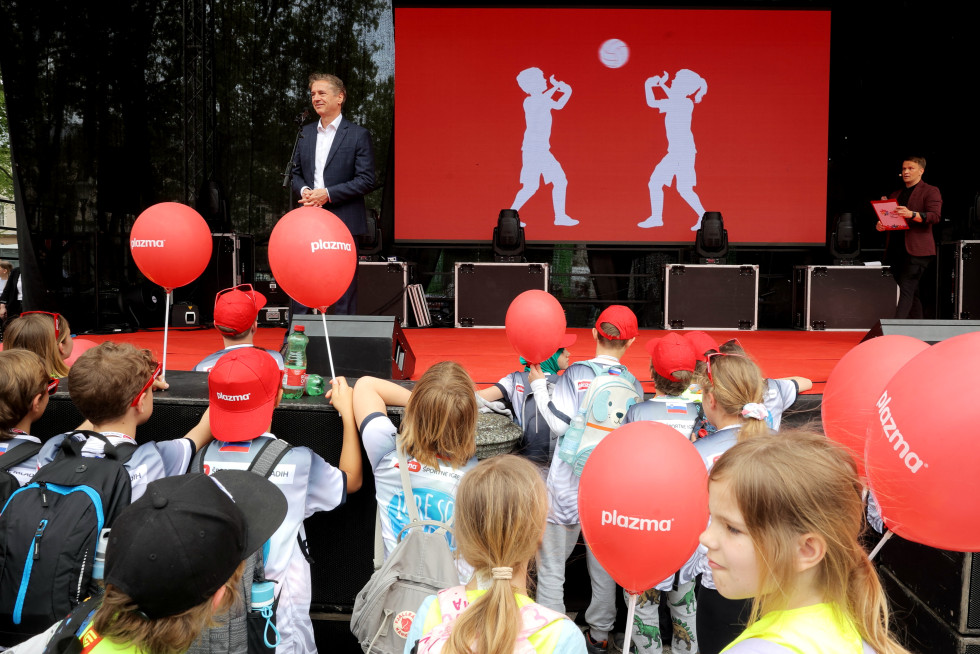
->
[33, 372, 822, 614]
[862, 318, 980, 344]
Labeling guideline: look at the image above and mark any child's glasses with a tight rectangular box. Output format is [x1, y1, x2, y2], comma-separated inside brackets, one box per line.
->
[21, 311, 61, 342]
[130, 361, 163, 407]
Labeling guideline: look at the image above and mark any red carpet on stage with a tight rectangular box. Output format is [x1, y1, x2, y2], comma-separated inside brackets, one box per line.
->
[70, 327, 862, 394]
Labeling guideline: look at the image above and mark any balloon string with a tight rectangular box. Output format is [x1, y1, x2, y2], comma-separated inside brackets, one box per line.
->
[162, 290, 171, 378]
[868, 529, 893, 561]
[623, 592, 637, 654]
[321, 312, 336, 381]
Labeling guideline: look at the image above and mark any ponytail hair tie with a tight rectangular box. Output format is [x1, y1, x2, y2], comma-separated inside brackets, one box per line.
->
[491, 567, 513, 580]
[741, 403, 769, 422]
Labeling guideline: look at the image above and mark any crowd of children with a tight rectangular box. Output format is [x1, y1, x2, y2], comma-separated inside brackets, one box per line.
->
[0, 295, 910, 654]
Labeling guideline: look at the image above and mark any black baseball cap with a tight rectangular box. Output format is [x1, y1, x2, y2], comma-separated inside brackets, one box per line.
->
[104, 471, 287, 619]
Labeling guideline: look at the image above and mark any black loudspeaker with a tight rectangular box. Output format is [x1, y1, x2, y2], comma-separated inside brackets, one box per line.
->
[861, 319, 980, 344]
[881, 568, 980, 653]
[33, 372, 399, 613]
[875, 533, 980, 638]
[170, 302, 200, 326]
[290, 314, 415, 380]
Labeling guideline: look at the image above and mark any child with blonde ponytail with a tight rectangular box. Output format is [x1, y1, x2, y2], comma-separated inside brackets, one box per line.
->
[692, 350, 774, 654]
[403, 455, 585, 654]
[700, 431, 909, 654]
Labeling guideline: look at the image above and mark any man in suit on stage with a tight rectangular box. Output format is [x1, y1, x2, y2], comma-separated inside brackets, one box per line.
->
[291, 73, 375, 315]
[875, 156, 942, 319]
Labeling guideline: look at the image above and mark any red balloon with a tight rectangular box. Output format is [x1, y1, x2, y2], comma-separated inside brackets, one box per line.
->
[268, 207, 357, 310]
[64, 338, 99, 367]
[504, 290, 565, 364]
[130, 203, 213, 291]
[579, 421, 709, 593]
[821, 335, 928, 480]
[865, 331, 980, 551]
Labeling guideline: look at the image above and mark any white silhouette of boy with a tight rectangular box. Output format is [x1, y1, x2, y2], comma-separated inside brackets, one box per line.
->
[639, 69, 708, 231]
[511, 68, 577, 227]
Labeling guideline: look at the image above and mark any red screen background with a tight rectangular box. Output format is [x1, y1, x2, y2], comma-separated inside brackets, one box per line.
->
[394, 8, 830, 244]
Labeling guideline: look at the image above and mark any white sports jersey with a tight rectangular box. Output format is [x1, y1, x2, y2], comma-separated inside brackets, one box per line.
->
[193, 344, 284, 372]
[0, 435, 42, 487]
[693, 425, 742, 589]
[624, 396, 699, 439]
[531, 356, 644, 526]
[37, 432, 194, 501]
[361, 413, 478, 559]
[200, 433, 346, 654]
[495, 370, 560, 464]
[764, 378, 799, 431]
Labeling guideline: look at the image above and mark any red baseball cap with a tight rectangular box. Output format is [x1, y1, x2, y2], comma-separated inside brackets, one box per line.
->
[214, 286, 267, 335]
[684, 331, 719, 362]
[595, 305, 639, 340]
[208, 348, 282, 442]
[648, 333, 697, 382]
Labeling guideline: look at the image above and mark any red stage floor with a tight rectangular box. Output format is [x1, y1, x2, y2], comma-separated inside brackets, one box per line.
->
[71, 326, 862, 394]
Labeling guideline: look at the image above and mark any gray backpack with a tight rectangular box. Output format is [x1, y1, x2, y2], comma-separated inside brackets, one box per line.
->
[350, 443, 460, 654]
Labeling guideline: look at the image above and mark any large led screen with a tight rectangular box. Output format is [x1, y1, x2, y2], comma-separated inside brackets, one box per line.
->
[394, 8, 830, 244]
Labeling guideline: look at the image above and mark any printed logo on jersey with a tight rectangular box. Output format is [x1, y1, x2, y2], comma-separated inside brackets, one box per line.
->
[128, 463, 148, 486]
[0, 443, 9, 454]
[393, 459, 422, 473]
[393, 611, 415, 639]
[876, 390, 926, 473]
[600, 509, 673, 532]
[202, 460, 297, 485]
[388, 488, 455, 544]
[576, 380, 592, 392]
[516, 383, 525, 394]
[666, 401, 688, 414]
[219, 441, 252, 453]
[310, 239, 353, 253]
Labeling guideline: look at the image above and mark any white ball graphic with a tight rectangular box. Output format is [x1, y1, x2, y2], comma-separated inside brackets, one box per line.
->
[599, 39, 629, 69]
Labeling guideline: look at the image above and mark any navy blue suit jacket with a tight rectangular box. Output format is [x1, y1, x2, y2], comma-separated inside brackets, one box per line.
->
[291, 116, 375, 236]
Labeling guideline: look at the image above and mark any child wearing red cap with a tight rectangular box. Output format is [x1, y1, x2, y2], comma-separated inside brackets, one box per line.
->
[197, 348, 362, 654]
[618, 333, 701, 654]
[193, 284, 285, 373]
[528, 305, 644, 654]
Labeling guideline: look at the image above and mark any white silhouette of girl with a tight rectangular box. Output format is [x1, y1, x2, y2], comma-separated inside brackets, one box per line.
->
[639, 69, 708, 231]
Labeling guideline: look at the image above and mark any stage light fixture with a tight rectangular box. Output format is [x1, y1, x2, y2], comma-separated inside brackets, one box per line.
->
[493, 209, 525, 262]
[829, 212, 861, 265]
[695, 211, 728, 263]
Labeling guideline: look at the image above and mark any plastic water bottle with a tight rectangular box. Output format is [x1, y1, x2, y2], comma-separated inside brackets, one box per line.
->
[251, 581, 280, 648]
[92, 529, 110, 582]
[282, 325, 309, 399]
[558, 408, 587, 465]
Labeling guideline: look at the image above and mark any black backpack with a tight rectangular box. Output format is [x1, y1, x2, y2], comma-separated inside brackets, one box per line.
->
[0, 431, 136, 646]
[0, 440, 42, 505]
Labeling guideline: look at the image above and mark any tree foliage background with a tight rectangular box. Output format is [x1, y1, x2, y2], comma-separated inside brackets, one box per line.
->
[0, 0, 393, 328]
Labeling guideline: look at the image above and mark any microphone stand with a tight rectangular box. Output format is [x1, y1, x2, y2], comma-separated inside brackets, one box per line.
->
[282, 110, 309, 189]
